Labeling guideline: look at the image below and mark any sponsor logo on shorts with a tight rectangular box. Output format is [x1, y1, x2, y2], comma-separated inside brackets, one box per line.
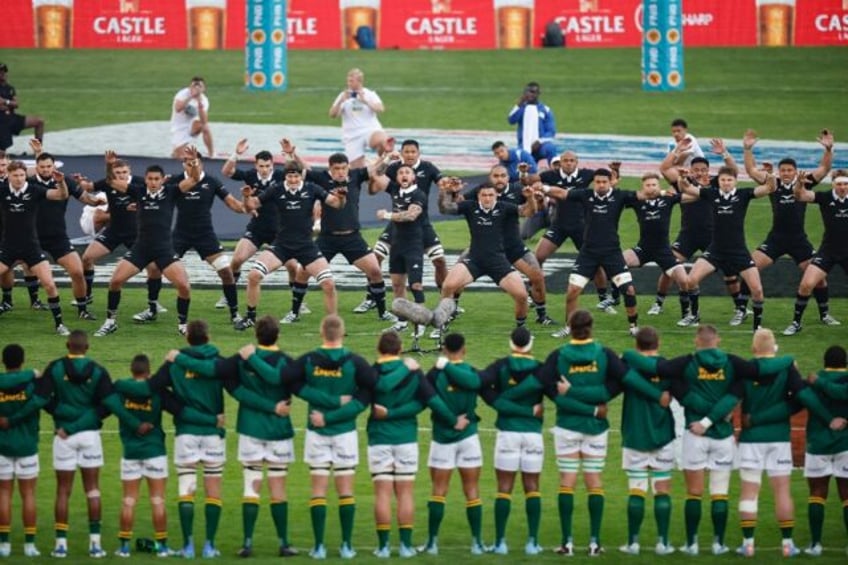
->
[777, 459, 791, 466]
[19, 460, 38, 469]
[337, 452, 357, 461]
[589, 443, 606, 450]
[398, 458, 417, 466]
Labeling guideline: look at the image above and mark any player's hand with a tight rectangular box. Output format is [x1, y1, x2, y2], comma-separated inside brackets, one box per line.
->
[184, 145, 200, 162]
[104, 149, 118, 164]
[56, 428, 69, 439]
[435, 356, 449, 370]
[830, 417, 847, 431]
[274, 401, 290, 417]
[518, 162, 530, 174]
[239, 344, 256, 360]
[165, 349, 180, 363]
[403, 357, 420, 372]
[595, 403, 608, 419]
[807, 372, 818, 384]
[339, 395, 352, 406]
[52, 170, 65, 183]
[796, 170, 809, 188]
[280, 138, 296, 154]
[710, 138, 727, 155]
[658, 390, 671, 408]
[0, 417, 8, 430]
[557, 376, 571, 395]
[454, 414, 470, 431]
[376, 209, 389, 220]
[28, 138, 43, 155]
[372, 404, 388, 420]
[532, 403, 544, 419]
[689, 421, 707, 436]
[674, 137, 692, 154]
[741, 413, 753, 429]
[136, 422, 154, 436]
[817, 128, 834, 150]
[216, 413, 226, 428]
[608, 161, 622, 172]
[742, 129, 758, 150]
[234, 138, 249, 155]
[309, 410, 326, 428]
[761, 161, 774, 175]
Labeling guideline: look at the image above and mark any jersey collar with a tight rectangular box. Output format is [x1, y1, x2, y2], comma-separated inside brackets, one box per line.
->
[720, 188, 737, 200]
[399, 184, 418, 196]
[10, 182, 28, 196]
[184, 171, 206, 183]
[832, 189, 847, 204]
[285, 181, 304, 192]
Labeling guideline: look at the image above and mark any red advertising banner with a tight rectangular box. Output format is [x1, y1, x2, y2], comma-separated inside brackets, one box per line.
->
[796, 0, 848, 45]
[534, 0, 642, 48]
[73, 0, 186, 49]
[675, 0, 757, 46]
[286, 0, 341, 49]
[380, 0, 495, 49]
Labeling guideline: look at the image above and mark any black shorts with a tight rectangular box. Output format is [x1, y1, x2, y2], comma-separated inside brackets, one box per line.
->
[377, 223, 393, 244]
[701, 248, 756, 276]
[5, 114, 26, 136]
[756, 233, 815, 264]
[632, 245, 680, 272]
[317, 232, 371, 264]
[173, 232, 224, 260]
[94, 228, 136, 252]
[573, 249, 629, 282]
[505, 244, 531, 264]
[38, 236, 75, 261]
[269, 242, 323, 268]
[388, 247, 424, 285]
[0, 246, 48, 269]
[810, 252, 848, 274]
[241, 222, 278, 249]
[461, 254, 515, 284]
[380, 222, 442, 251]
[124, 244, 178, 271]
[672, 230, 712, 259]
[543, 225, 584, 250]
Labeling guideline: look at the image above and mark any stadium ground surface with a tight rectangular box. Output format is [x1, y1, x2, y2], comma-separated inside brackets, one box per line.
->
[0, 47, 846, 562]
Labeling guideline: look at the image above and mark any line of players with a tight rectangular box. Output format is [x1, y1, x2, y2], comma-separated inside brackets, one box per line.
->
[0, 125, 844, 342]
[0, 312, 846, 559]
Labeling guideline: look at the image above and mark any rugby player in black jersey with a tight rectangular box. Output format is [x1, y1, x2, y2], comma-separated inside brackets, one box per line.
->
[676, 161, 777, 332]
[0, 161, 70, 334]
[236, 163, 346, 330]
[785, 170, 848, 335]
[740, 129, 838, 334]
[30, 152, 100, 321]
[93, 164, 193, 337]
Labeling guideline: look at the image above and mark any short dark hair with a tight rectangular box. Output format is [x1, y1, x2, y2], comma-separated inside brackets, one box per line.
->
[67, 330, 89, 354]
[443, 333, 465, 354]
[778, 158, 798, 169]
[130, 354, 150, 377]
[36, 152, 55, 164]
[401, 139, 419, 150]
[636, 327, 659, 351]
[191, 76, 205, 84]
[525, 81, 540, 90]
[593, 168, 612, 180]
[823, 345, 847, 368]
[255, 150, 273, 162]
[568, 309, 594, 340]
[111, 159, 130, 170]
[491, 141, 506, 151]
[378, 331, 402, 356]
[717, 166, 737, 178]
[146, 164, 164, 176]
[255, 315, 279, 347]
[671, 118, 688, 128]
[691, 157, 710, 168]
[284, 162, 302, 174]
[511, 326, 532, 349]
[186, 320, 209, 346]
[328, 152, 349, 166]
[321, 315, 345, 342]
[2, 344, 24, 370]
[7, 161, 26, 173]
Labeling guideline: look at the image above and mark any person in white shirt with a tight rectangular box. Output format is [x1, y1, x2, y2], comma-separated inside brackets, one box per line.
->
[170, 77, 214, 158]
[667, 118, 704, 167]
[329, 68, 392, 168]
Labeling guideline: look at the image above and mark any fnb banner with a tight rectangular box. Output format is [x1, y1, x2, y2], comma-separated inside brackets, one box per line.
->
[1, 0, 846, 49]
[642, 0, 684, 92]
[245, 0, 287, 91]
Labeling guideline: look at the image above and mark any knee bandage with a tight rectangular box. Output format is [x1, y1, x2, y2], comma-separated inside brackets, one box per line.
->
[394, 472, 416, 483]
[267, 465, 288, 479]
[203, 463, 224, 477]
[568, 273, 589, 288]
[612, 272, 633, 287]
[709, 470, 731, 496]
[557, 457, 580, 473]
[310, 465, 331, 477]
[86, 489, 101, 499]
[621, 286, 637, 308]
[177, 467, 197, 498]
[122, 496, 137, 508]
[316, 269, 334, 283]
[243, 465, 264, 499]
[426, 245, 445, 261]
[626, 470, 649, 494]
[150, 495, 165, 507]
[251, 261, 270, 280]
[738, 499, 758, 514]
[334, 466, 356, 477]
[651, 471, 672, 493]
[211, 254, 231, 272]
[371, 472, 394, 483]
[739, 468, 762, 485]
[373, 241, 390, 259]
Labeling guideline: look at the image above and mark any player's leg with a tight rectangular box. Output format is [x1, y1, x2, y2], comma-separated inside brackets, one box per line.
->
[393, 444, 417, 556]
[785, 261, 829, 335]
[147, 474, 172, 556]
[497, 270, 529, 326]
[116, 476, 141, 557]
[95, 259, 141, 336]
[304, 431, 331, 557]
[769, 472, 798, 556]
[738, 265, 764, 330]
[239, 250, 282, 328]
[80, 240, 111, 302]
[332, 432, 359, 557]
[80, 449, 105, 557]
[685, 258, 717, 321]
[29, 259, 67, 332]
[267, 455, 295, 556]
[230, 237, 258, 286]
[353, 251, 390, 319]
[581, 433, 607, 555]
[18, 474, 38, 556]
[0, 475, 11, 556]
[459, 462, 485, 553]
[514, 252, 553, 324]
[161, 259, 192, 333]
[303, 257, 337, 315]
[200, 441, 225, 558]
[205, 250, 239, 322]
[55, 251, 91, 317]
[551, 427, 580, 554]
[369, 445, 394, 556]
[519, 433, 544, 555]
[737, 466, 762, 556]
[651, 467, 673, 554]
[492, 432, 518, 553]
[239, 459, 264, 557]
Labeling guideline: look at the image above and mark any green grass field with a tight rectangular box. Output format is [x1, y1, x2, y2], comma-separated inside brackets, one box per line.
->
[0, 46, 846, 562]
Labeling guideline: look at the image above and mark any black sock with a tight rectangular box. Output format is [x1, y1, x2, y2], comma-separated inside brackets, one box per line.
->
[24, 276, 39, 303]
[247, 306, 257, 321]
[689, 289, 700, 316]
[752, 300, 764, 329]
[291, 282, 308, 315]
[177, 297, 190, 324]
[793, 293, 809, 324]
[813, 285, 829, 318]
[655, 292, 666, 305]
[83, 269, 95, 299]
[48, 296, 62, 326]
[147, 277, 162, 302]
[1, 286, 11, 305]
[107, 290, 121, 317]
[370, 282, 387, 316]
[678, 290, 689, 316]
[223, 284, 238, 317]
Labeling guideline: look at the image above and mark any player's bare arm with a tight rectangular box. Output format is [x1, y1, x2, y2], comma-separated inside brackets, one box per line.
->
[811, 128, 834, 182]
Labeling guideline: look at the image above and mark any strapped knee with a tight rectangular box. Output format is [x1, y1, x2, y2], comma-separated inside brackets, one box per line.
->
[203, 463, 224, 477]
[86, 489, 101, 499]
[243, 465, 264, 499]
[177, 467, 197, 498]
[267, 465, 288, 479]
[626, 470, 648, 495]
[651, 471, 672, 493]
[371, 472, 394, 483]
[709, 470, 731, 495]
[556, 457, 580, 473]
[250, 261, 270, 280]
[373, 241, 390, 260]
[211, 254, 231, 272]
[738, 499, 758, 514]
[739, 468, 762, 485]
[334, 466, 356, 477]
[426, 244, 445, 261]
[310, 464, 331, 477]
[316, 269, 334, 284]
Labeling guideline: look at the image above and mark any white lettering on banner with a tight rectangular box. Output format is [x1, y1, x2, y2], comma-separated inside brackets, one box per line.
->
[93, 16, 166, 36]
[647, 3, 658, 28]
[251, 4, 263, 27]
[668, 2, 679, 26]
[815, 14, 848, 34]
[682, 13, 714, 26]
[288, 17, 318, 35]
[404, 17, 478, 36]
[273, 46, 285, 69]
[273, 3, 284, 27]
[252, 46, 264, 68]
[555, 15, 625, 37]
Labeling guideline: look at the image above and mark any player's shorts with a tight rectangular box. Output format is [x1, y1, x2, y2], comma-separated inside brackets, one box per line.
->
[368, 443, 419, 476]
[304, 429, 359, 467]
[0, 245, 48, 269]
[756, 233, 815, 264]
[173, 232, 225, 261]
[505, 244, 532, 265]
[461, 254, 514, 284]
[809, 252, 848, 275]
[572, 250, 629, 285]
[238, 434, 295, 465]
[124, 244, 179, 271]
[804, 450, 848, 478]
[38, 236, 75, 261]
[428, 434, 483, 470]
[552, 427, 608, 459]
[241, 224, 278, 250]
[422, 222, 441, 251]
[94, 228, 136, 252]
[494, 431, 544, 473]
[531, 140, 559, 164]
[120, 455, 168, 481]
[622, 443, 676, 472]
[0, 454, 39, 480]
[377, 223, 393, 245]
[173, 434, 226, 467]
[701, 248, 756, 276]
[53, 430, 104, 471]
[680, 431, 735, 471]
[632, 245, 681, 274]
[317, 232, 372, 264]
[543, 225, 584, 249]
[388, 247, 424, 285]
[737, 441, 793, 477]
[171, 119, 201, 148]
[269, 242, 324, 269]
[343, 130, 377, 161]
[672, 230, 712, 259]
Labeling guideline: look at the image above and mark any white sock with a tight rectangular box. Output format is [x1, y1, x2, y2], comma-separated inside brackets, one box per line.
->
[89, 533, 101, 547]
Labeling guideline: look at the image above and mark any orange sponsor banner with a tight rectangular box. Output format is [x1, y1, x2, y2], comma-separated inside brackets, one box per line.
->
[380, 0, 495, 49]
